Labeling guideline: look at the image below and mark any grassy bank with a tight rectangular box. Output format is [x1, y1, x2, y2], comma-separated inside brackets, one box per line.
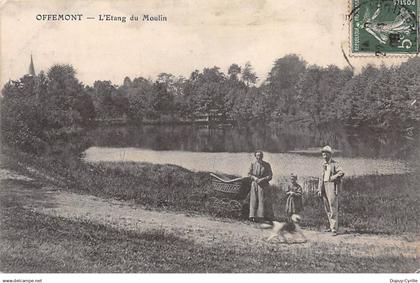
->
[0, 180, 417, 273]
[2, 150, 419, 234]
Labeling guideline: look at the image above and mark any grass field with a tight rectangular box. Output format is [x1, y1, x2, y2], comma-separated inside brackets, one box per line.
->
[0, 179, 417, 273]
[2, 150, 419, 235]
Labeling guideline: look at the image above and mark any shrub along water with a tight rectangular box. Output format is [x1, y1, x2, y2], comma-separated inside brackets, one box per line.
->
[3, 150, 418, 235]
[0, 65, 94, 157]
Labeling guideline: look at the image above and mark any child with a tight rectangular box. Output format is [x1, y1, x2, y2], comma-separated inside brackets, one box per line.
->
[266, 214, 307, 243]
[265, 175, 306, 243]
[285, 173, 303, 218]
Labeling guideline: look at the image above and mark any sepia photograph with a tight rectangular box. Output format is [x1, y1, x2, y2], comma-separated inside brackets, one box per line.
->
[0, 0, 419, 280]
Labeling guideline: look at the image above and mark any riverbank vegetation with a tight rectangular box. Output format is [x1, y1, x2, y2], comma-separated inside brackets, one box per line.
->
[2, 56, 420, 156]
[85, 56, 420, 133]
[1, 64, 93, 156]
[2, 151, 418, 235]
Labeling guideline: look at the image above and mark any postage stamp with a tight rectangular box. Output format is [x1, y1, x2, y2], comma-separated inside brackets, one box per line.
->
[350, 0, 419, 55]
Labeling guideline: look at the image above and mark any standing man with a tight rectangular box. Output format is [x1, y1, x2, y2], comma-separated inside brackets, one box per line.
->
[317, 145, 344, 236]
[248, 150, 273, 223]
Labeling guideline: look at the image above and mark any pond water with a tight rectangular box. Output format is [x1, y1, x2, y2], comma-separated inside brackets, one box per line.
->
[84, 124, 419, 182]
[86, 124, 419, 157]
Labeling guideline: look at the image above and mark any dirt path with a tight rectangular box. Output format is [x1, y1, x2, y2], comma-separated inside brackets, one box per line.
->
[0, 167, 418, 260]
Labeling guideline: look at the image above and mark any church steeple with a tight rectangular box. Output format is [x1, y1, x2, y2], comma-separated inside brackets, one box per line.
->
[28, 54, 35, 76]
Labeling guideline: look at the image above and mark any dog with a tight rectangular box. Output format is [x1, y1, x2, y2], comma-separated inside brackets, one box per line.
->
[266, 214, 307, 243]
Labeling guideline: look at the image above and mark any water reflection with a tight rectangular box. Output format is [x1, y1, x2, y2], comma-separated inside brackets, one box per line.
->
[87, 124, 419, 160]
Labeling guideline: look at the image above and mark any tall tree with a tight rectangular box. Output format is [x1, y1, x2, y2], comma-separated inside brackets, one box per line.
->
[266, 54, 307, 122]
[42, 64, 91, 155]
[123, 76, 132, 88]
[241, 62, 257, 87]
[124, 77, 154, 122]
[228, 64, 241, 80]
[1, 64, 92, 156]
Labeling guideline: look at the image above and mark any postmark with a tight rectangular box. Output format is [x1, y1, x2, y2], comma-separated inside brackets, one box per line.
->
[350, 0, 419, 55]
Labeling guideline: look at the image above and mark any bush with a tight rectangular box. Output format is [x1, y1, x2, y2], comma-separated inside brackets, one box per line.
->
[5, 150, 419, 234]
[0, 65, 94, 157]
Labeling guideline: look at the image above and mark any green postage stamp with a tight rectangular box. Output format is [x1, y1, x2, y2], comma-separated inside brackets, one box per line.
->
[351, 0, 419, 55]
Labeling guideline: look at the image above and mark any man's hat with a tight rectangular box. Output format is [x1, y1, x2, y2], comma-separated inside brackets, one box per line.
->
[321, 145, 333, 154]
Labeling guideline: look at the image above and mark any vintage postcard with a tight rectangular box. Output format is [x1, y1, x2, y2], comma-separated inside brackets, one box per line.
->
[0, 0, 419, 281]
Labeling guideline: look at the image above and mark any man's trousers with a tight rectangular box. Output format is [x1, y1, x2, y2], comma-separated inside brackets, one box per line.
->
[322, 181, 338, 232]
[249, 181, 265, 218]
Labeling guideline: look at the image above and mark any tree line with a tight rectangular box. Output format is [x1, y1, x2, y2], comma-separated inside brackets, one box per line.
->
[86, 54, 420, 130]
[1, 54, 419, 156]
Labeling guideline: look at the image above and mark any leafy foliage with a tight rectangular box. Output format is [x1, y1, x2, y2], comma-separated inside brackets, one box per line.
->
[2, 56, 420, 151]
[81, 55, 419, 132]
[1, 64, 93, 156]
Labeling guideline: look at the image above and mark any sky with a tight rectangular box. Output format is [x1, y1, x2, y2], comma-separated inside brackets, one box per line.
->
[0, 0, 410, 87]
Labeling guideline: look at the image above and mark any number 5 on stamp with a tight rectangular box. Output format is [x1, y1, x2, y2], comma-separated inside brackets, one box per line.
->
[351, 0, 419, 55]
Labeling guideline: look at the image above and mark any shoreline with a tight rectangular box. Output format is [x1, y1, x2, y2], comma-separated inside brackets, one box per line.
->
[83, 146, 415, 179]
[1, 149, 418, 235]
